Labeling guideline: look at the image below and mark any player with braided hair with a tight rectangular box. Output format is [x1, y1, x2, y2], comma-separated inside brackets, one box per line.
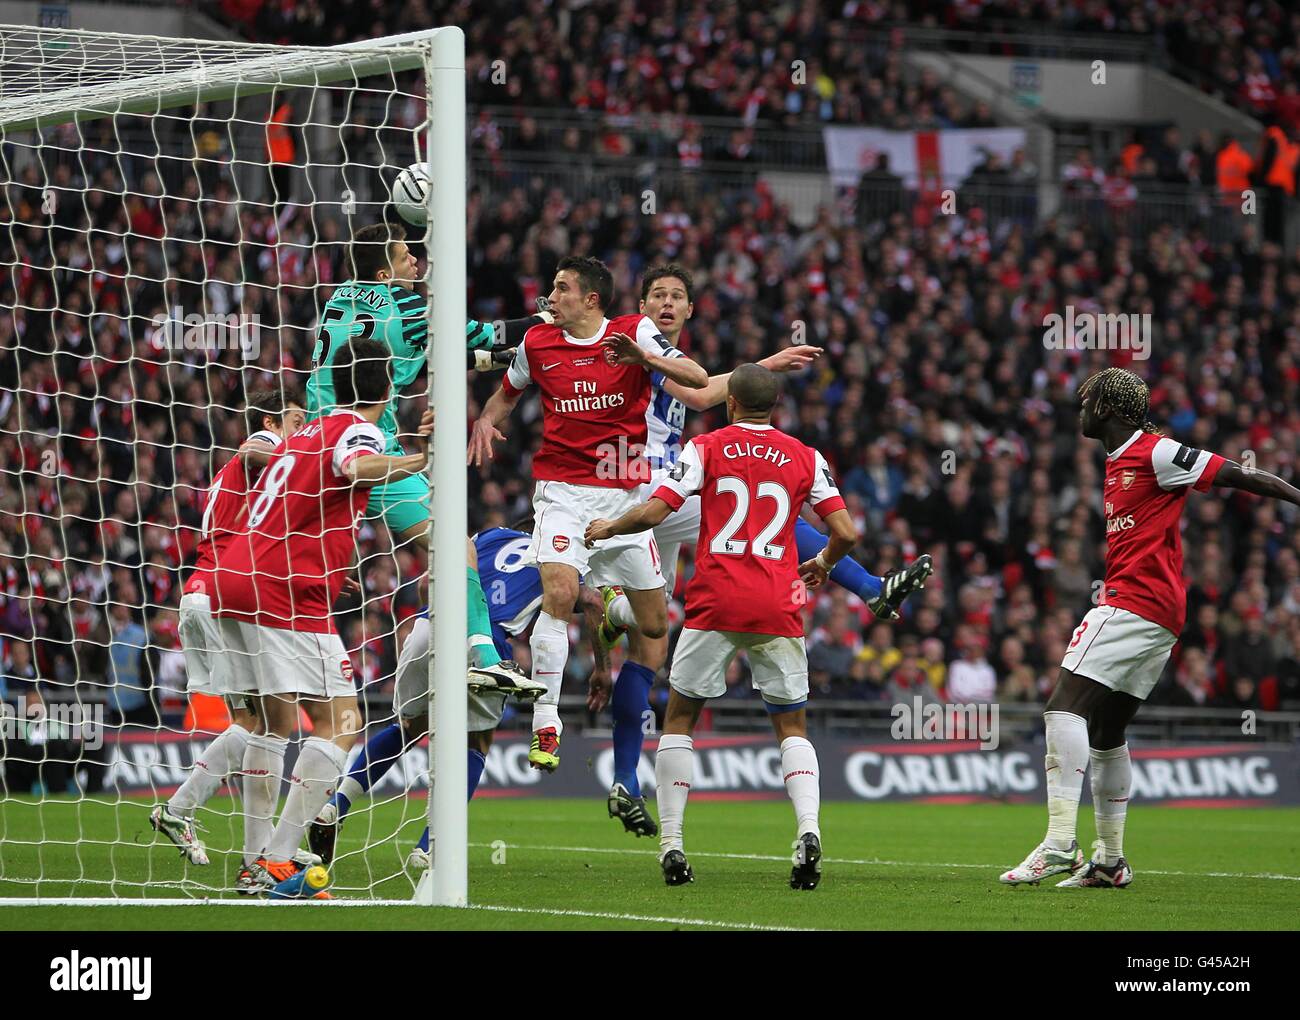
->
[1001, 366, 1300, 888]
[1077, 366, 1163, 435]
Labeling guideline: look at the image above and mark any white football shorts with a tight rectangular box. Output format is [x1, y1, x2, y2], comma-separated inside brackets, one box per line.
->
[217, 618, 355, 700]
[641, 470, 701, 596]
[393, 616, 505, 732]
[178, 591, 234, 696]
[1060, 605, 1177, 701]
[669, 627, 809, 706]
[527, 479, 665, 591]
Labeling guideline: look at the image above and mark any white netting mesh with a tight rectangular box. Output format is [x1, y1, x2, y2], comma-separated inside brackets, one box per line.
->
[0, 24, 447, 900]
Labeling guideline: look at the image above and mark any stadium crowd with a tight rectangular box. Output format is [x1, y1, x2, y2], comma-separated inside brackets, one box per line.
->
[1, 6, 1299, 752]
[211, 0, 1300, 131]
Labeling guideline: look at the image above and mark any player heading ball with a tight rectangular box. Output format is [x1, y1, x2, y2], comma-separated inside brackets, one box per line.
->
[469, 255, 708, 774]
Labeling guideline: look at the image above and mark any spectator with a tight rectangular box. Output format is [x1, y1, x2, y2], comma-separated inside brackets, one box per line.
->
[1216, 134, 1254, 200]
[264, 97, 296, 205]
[856, 154, 905, 230]
[1167, 647, 1215, 707]
[946, 628, 996, 705]
[106, 604, 158, 729]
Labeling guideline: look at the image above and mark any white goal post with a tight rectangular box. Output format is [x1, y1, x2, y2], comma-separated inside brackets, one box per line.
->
[0, 24, 467, 906]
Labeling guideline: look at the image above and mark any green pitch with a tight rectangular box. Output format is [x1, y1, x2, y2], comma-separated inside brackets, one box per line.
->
[0, 796, 1296, 930]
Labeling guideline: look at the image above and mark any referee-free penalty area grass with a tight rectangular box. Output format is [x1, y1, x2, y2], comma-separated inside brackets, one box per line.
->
[0, 797, 1296, 930]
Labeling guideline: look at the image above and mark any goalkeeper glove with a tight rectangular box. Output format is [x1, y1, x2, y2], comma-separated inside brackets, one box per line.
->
[469, 347, 516, 372]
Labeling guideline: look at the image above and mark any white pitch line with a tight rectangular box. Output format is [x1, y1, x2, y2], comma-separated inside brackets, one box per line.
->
[468, 841, 1300, 882]
[0, 896, 814, 929]
[0, 898, 407, 907]
[465, 903, 814, 931]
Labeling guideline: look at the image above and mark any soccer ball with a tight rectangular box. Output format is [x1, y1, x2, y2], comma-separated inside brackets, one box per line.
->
[390, 162, 431, 227]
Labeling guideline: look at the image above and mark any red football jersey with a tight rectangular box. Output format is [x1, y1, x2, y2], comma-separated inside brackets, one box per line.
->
[502, 313, 683, 489]
[1100, 430, 1225, 636]
[184, 429, 281, 597]
[214, 411, 385, 633]
[652, 422, 846, 636]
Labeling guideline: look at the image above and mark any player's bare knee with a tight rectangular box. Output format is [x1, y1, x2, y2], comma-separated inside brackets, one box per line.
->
[628, 629, 667, 671]
[401, 714, 428, 742]
[469, 730, 494, 754]
[262, 697, 296, 739]
[1088, 721, 1125, 751]
[626, 589, 668, 639]
[663, 689, 703, 734]
[636, 615, 668, 641]
[542, 584, 579, 618]
[1045, 669, 1103, 718]
[401, 520, 430, 555]
[769, 707, 808, 742]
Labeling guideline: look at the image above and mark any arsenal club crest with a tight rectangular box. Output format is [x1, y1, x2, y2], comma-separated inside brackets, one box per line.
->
[1121, 469, 1136, 490]
[341, 658, 354, 682]
[553, 535, 570, 552]
[1105, 501, 1113, 517]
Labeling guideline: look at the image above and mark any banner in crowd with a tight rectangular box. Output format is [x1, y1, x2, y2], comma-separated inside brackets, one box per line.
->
[100, 732, 1300, 807]
[823, 125, 1027, 189]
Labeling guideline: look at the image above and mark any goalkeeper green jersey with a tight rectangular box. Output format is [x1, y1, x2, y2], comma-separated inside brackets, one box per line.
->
[306, 280, 428, 445]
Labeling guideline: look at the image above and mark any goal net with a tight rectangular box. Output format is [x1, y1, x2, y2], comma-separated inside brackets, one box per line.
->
[0, 24, 468, 904]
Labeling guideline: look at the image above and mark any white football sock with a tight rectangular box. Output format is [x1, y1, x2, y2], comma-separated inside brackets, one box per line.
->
[266, 737, 348, 862]
[608, 592, 636, 629]
[336, 775, 366, 809]
[654, 734, 694, 856]
[168, 723, 250, 816]
[1090, 744, 1132, 866]
[1043, 711, 1089, 850]
[780, 736, 821, 839]
[529, 611, 569, 736]
[241, 733, 286, 864]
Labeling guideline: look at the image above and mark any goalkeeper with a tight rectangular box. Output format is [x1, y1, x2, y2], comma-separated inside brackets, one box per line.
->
[305, 221, 548, 678]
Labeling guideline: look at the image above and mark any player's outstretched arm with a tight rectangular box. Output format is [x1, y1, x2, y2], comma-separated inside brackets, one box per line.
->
[797, 507, 858, 589]
[663, 345, 824, 411]
[466, 310, 553, 353]
[1212, 460, 1300, 506]
[584, 498, 674, 547]
[468, 385, 518, 465]
[602, 332, 708, 388]
[345, 410, 433, 487]
[237, 435, 278, 470]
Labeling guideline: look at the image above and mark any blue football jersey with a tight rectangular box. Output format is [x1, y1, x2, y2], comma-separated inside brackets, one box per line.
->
[646, 370, 687, 471]
[475, 527, 544, 640]
[419, 528, 542, 659]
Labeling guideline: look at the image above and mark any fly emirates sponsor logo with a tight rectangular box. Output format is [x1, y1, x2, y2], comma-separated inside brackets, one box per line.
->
[722, 441, 792, 467]
[1105, 500, 1137, 534]
[552, 379, 627, 414]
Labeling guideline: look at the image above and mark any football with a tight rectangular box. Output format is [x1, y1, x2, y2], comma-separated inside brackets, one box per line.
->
[390, 162, 431, 226]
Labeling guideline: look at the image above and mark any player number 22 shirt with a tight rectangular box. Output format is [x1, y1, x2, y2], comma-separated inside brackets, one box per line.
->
[1101, 430, 1224, 636]
[652, 422, 846, 636]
